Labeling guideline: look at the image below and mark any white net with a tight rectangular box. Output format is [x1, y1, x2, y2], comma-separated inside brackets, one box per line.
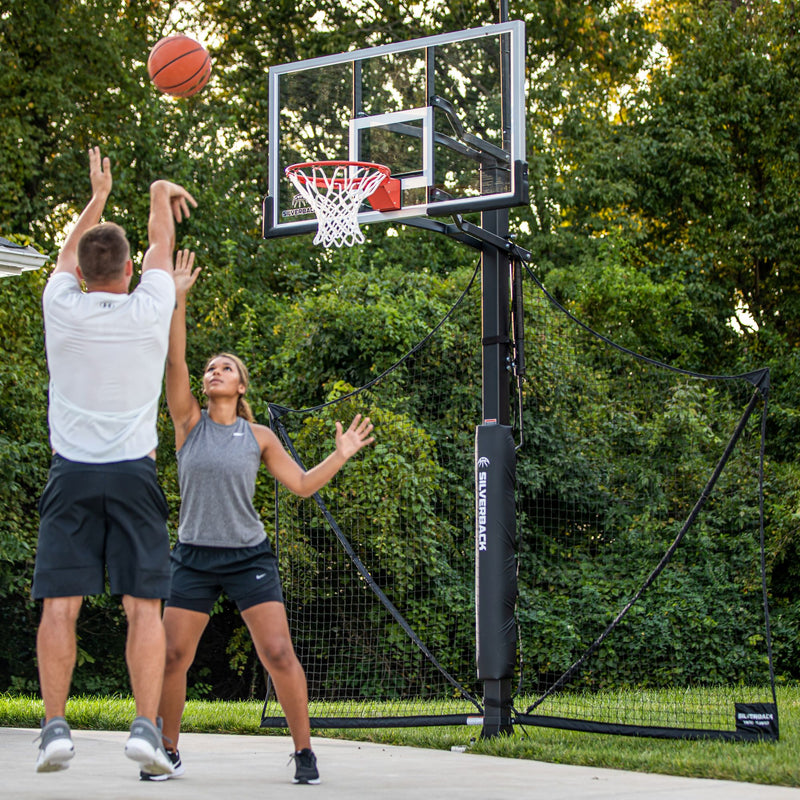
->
[286, 162, 389, 248]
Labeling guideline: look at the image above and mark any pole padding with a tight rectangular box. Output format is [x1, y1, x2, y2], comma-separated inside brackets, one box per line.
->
[475, 422, 517, 680]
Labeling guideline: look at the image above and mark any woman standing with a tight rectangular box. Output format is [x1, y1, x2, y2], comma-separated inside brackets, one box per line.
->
[144, 250, 374, 784]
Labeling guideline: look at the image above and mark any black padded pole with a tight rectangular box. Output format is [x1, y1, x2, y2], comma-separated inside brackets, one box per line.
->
[477, 196, 516, 737]
[475, 422, 516, 736]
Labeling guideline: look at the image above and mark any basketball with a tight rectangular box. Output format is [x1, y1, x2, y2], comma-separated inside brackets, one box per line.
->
[147, 35, 211, 98]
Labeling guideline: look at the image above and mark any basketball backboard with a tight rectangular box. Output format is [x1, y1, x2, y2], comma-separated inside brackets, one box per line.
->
[263, 21, 527, 240]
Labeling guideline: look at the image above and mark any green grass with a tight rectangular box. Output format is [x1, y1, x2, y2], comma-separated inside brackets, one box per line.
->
[2, 686, 798, 787]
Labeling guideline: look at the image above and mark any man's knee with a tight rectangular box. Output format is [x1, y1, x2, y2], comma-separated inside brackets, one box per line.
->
[40, 596, 83, 627]
[121, 595, 163, 624]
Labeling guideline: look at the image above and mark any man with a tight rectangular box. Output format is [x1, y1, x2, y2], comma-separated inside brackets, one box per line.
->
[31, 147, 197, 777]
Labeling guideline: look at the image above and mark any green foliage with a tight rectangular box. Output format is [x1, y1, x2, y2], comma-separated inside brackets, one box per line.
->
[544, 232, 709, 368]
[268, 262, 476, 408]
[0, 266, 50, 691]
[634, 1, 800, 343]
[0, 0, 797, 700]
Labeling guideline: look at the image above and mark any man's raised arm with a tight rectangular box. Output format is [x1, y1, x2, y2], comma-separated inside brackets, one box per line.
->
[141, 180, 197, 274]
[53, 147, 112, 278]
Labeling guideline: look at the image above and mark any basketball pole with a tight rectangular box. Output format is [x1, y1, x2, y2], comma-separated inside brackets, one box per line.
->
[475, 0, 517, 739]
[475, 213, 516, 740]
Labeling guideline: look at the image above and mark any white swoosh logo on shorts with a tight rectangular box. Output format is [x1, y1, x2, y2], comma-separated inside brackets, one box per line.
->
[255, 573, 266, 580]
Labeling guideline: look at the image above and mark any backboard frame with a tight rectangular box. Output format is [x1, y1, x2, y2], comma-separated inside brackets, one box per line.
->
[263, 20, 527, 241]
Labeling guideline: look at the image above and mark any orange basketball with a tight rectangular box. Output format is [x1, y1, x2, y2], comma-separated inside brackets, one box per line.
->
[148, 35, 211, 98]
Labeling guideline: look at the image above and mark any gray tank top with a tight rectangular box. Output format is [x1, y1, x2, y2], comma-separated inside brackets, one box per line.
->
[176, 410, 267, 547]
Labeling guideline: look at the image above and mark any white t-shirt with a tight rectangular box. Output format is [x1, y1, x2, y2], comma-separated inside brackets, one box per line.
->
[42, 269, 176, 463]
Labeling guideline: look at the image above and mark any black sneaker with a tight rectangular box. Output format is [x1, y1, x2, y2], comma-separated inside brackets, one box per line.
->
[34, 716, 75, 773]
[140, 749, 184, 781]
[291, 748, 320, 784]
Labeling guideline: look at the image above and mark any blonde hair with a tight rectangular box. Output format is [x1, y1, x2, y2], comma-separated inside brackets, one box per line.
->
[203, 352, 255, 422]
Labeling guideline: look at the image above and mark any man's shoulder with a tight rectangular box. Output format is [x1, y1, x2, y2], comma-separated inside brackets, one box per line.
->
[42, 271, 80, 309]
[43, 271, 79, 293]
[133, 269, 176, 307]
[138, 269, 175, 288]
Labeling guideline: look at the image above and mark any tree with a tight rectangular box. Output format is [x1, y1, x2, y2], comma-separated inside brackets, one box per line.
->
[630, 0, 800, 347]
[1, 0, 797, 695]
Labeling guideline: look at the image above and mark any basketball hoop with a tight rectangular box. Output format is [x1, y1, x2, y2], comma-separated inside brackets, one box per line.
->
[285, 161, 392, 248]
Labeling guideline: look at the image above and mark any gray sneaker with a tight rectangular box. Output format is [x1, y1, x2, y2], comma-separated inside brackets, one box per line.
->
[35, 716, 75, 773]
[124, 716, 174, 777]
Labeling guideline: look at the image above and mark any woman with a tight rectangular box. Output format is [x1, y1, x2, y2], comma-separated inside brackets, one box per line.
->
[144, 250, 374, 784]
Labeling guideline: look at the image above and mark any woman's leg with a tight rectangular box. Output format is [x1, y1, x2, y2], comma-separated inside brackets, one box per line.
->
[241, 601, 311, 751]
[158, 606, 210, 749]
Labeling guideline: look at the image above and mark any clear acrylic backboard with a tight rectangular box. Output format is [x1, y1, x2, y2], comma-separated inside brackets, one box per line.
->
[263, 21, 528, 241]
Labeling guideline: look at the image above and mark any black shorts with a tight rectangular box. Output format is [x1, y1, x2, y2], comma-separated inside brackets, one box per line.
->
[32, 454, 171, 599]
[166, 540, 284, 614]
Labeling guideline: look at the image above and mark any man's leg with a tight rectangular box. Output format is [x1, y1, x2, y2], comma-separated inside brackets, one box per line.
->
[121, 595, 175, 776]
[35, 596, 82, 772]
[37, 596, 82, 720]
[121, 595, 166, 721]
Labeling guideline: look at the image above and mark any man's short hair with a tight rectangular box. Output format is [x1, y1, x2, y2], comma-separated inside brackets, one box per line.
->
[77, 222, 130, 284]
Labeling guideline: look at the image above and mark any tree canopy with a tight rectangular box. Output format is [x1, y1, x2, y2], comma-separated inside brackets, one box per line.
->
[1, 0, 798, 697]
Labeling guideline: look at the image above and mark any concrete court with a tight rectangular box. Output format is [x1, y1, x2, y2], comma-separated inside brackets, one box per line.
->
[3, 727, 799, 800]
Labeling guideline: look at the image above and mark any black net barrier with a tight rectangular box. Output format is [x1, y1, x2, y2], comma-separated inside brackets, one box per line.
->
[257, 260, 777, 741]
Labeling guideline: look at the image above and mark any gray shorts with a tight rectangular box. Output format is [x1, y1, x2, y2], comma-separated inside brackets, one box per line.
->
[166, 540, 284, 614]
[32, 454, 171, 599]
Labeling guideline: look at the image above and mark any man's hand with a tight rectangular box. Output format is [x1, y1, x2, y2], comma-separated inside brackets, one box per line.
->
[150, 180, 198, 223]
[53, 146, 112, 276]
[172, 249, 201, 297]
[88, 146, 112, 200]
[143, 181, 198, 274]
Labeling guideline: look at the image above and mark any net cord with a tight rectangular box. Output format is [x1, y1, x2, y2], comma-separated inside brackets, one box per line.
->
[268, 260, 481, 419]
[270, 414, 483, 712]
[262, 261, 482, 723]
[259, 255, 774, 734]
[515, 261, 774, 715]
[522, 261, 770, 395]
[524, 385, 764, 713]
